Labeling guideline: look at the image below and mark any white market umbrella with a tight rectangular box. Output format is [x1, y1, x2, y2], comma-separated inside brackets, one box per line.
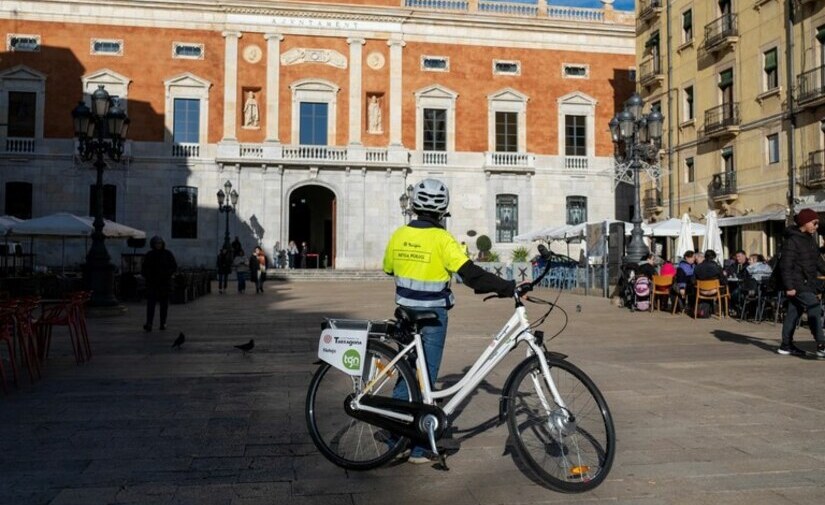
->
[648, 217, 706, 237]
[675, 213, 693, 258]
[0, 215, 22, 235]
[702, 210, 724, 260]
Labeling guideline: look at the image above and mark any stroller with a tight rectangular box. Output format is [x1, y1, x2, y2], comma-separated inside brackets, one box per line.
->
[631, 275, 652, 312]
[617, 264, 637, 311]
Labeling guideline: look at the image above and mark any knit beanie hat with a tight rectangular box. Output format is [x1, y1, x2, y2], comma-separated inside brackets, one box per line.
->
[794, 208, 819, 227]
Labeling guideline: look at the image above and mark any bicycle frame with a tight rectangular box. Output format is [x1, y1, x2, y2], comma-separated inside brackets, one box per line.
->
[353, 303, 569, 423]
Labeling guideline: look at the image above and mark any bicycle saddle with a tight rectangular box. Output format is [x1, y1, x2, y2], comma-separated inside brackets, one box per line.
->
[394, 306, 439, 325]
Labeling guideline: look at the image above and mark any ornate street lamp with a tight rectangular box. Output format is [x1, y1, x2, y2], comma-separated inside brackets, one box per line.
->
[71, 85, 130, 306]
[609, 92, 664, 263]
[217, 180, 238, 250]
[399, 184, 414, 222]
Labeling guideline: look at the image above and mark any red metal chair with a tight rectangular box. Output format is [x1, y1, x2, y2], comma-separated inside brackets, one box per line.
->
[35, 295, 84, 364]
[70, 291, 92, 361]
[13, 297, 42, 382]
[0, 305, 19, 394]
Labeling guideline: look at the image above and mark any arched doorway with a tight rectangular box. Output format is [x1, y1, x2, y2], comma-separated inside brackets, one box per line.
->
[288, 185, 336, 268]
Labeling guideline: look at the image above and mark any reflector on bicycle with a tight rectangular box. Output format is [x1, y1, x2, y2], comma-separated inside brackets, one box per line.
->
[318, 319, 370, 376]
[569, 466, 591, 478]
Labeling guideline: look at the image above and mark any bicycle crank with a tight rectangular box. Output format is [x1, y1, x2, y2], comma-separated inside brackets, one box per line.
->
[345, 394, 449, 445]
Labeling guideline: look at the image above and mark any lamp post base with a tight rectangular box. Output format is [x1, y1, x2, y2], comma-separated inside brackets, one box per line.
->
[83, 260, 119, 307]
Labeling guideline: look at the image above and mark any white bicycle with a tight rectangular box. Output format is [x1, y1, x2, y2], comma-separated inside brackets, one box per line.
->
[305, 245, 615, 493]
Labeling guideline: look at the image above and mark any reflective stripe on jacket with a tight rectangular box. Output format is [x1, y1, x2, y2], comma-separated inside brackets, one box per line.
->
[383, 218, 470, 308]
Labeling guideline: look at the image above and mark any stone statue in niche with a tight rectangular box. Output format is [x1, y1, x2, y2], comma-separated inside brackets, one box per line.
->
[367, 95, 382, 134]
[243, 90, 260, 128]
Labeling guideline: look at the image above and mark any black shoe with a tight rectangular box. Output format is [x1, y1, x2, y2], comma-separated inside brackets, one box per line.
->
[143, 324, 152, 332]
[817, 343, 825, 359]
[777, 343, 806, 357]
[159, 324, 166, 331]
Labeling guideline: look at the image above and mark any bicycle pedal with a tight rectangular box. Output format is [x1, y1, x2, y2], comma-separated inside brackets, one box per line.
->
[436, 453, 449, 471]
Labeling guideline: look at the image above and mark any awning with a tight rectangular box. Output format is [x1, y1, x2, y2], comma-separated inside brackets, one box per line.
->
[717, 210, 786, 227]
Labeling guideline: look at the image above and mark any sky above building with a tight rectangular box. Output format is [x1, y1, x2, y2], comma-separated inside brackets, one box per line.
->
[541, 0, 636, 10]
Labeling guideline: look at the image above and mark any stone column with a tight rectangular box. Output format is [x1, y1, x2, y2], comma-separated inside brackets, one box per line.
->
[264, 33, 284, 144]
[387, 39, 405, 146]
[222, 31, 242, 142]
[347, 38, 366, 145]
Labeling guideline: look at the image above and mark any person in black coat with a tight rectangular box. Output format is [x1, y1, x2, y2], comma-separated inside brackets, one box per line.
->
[141, 236, 177, 332]
[778, 208, 825, 357]
[694, 250, 725, 282]
[637, 253, 657, 279]
[248, 252, 260, 293]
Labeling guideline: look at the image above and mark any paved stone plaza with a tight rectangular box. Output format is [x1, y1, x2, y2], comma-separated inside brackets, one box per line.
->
[1, 280, 824, 505]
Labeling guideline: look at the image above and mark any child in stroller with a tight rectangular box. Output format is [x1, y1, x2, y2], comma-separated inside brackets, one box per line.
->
[617, 263, 652, 312]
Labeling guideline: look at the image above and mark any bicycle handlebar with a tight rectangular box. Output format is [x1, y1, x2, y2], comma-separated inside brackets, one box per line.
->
[513, 244, 554, 300]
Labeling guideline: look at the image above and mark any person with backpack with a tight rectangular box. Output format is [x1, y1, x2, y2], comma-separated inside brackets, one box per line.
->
[778, 208, 825, 357]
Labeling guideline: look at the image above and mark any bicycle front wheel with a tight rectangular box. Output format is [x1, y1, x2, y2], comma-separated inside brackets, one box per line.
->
[306, 340, 420, 470]
[506, 355, 615, 493]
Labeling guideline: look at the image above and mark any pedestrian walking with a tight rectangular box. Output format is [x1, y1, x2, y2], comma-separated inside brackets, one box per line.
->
[141, 235, 177, 332]
[216, 247, 233, 294]
[233, 249, 248, 293]
[288, 240, 298, 269]
[248, 250, 260, 293]
[300, 241, 308, 269]
[231, 236, 242, 257]
[254, 246, 267, 293]
[778, 208, 825, 357]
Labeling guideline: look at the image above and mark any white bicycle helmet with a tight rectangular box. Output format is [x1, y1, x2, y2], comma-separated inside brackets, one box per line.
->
[411, 178, 450, 217]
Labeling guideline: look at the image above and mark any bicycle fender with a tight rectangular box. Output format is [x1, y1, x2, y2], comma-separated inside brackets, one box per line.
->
[498, 351, 568, 424]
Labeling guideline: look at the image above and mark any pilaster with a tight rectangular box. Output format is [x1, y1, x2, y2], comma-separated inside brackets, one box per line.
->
[221, 31, 242, 142]
[264, 33, 284, 144]
[347, 37, 366, 145]
[387, 39, 406, 146]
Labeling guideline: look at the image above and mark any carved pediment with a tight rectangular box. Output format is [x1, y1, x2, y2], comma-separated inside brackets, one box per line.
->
[164, 72, 212, 90]
[488, 87, 528, 103]
[557, 91, 597, 106]
[82, 68, 131, 87]
[415, 84, 458, 100]
[0, 64, 46, 82]
[280, 48, 347, 69]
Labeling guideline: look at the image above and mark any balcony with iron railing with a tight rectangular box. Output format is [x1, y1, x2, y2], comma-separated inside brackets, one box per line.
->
[638, 0, 662, 23]
[703, 102, 740, 138]
[643, 187, 663, 214]
[639, 56, 663, 87]
[801, 149, 825, 188]
[796, 64, 825, 108]
[483, 151, 535, 172]
[172, 143, 200, 158]
[710, 171, 738, 201]
[704, 14, 738, 53]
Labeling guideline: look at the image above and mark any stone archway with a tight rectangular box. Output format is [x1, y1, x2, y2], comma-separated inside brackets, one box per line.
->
[288, 185, 336, 268]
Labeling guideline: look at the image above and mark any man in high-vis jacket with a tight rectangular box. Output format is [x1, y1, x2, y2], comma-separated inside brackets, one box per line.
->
[383, 178, 520, 463]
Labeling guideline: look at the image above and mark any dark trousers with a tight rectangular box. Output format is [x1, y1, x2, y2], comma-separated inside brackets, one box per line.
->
[217, 273, 229, 291]
[781, 290, 825, 345]
[237, 271, 247, 292]
[146, 289, 169, 328]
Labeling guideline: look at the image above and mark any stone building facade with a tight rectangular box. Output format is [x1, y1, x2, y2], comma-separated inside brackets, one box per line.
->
[0, 0, 634, 268]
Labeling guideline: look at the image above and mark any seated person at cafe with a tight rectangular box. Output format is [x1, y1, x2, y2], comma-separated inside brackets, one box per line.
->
[675, 251, 696, 300]
[660, 258, 677, 277]
[746, 254, 772, 282]
[637, 253, 657, 279]
[724, 249, 749, 279]
[694, 249, 726, 283]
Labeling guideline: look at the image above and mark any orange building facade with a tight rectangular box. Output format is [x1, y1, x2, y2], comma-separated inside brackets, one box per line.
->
[0, 0, 634, 268]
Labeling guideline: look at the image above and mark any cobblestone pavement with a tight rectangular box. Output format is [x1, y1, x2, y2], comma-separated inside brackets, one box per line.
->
[1, 280, 824, 505]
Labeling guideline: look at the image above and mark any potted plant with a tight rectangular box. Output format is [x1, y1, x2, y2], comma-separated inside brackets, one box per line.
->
[476, 235, 492, 262]
[474, 235, 505, 277]
[510, 246, 533, 283]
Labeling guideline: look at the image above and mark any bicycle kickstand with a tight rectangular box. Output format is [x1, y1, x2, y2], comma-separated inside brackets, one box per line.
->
[422, 414, 449, 471]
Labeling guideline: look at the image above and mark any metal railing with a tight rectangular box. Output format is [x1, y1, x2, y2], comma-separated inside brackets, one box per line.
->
[710, 171, 737, 199]
[704, 102, 739, 133]
[5, 137, 35, 153]
[404, 0, 469, 11]
[565, 156, 589, 170]
[643, 188, 662, 209]
[638, 0, 662, 20]
[704, 14, 737, 51]
[282, 145, 348, 161]
[172, 143, 200, 158]
[639, 56, 662, 82]
[803, 149, 825, 186]
[797, 64, 825, 105]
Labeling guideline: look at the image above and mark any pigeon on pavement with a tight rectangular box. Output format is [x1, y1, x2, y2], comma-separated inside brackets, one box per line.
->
[235, 339, 255, 353]
[172, 332, 185, 350]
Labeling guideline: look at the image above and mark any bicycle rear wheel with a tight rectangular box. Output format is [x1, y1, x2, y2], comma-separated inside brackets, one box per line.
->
[306, 340, 420, 470]
[506, 355, 615, 493]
